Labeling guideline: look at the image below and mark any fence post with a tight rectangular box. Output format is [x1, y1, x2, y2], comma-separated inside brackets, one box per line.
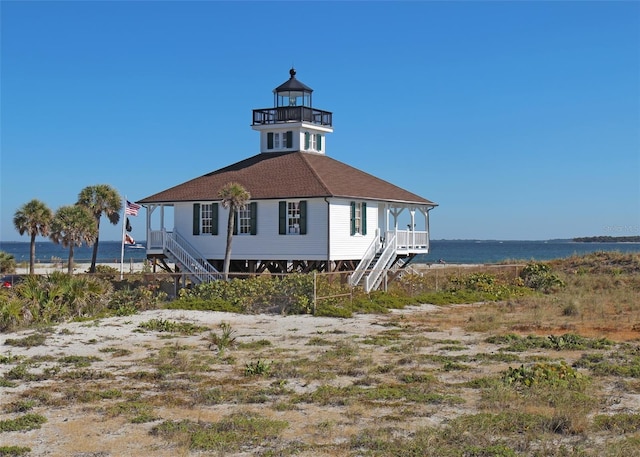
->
[313, 271, 317, 315]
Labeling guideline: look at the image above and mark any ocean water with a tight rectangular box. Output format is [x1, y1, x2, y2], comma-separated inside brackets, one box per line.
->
[413, 240, 640, 264]
[0, 241, 148, 264]
[1, 239, 640, 265]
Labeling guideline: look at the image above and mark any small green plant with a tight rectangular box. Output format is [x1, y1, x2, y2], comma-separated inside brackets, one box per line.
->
[99, 347, 132, 357]
[138, 318, 206, 334]
[4, 363, 58, 382]
[0, 413, 47, 432]
[0, 446, 31, 456]
[245, 359, 271, 376]
[0, 353, 19, 364]
[4, 333, 47, 347]
[206, 321, 237, 354]
[3, 399, 36, 413]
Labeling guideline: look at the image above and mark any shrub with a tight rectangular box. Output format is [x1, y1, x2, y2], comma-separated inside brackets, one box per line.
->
[502, 361, 585, 388]
[109, 286, 164, 314]
[0, 252, 16, 274]
[0, 297, 24, 332]
[175, 274, 322, 315]
[91, 264, 119, 279]
[15, 272, 112, 324]
[520, 263, 565, 292]
[0, 413, 47, 432]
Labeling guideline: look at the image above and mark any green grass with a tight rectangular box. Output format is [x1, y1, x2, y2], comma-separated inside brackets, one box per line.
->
[0, 413, 47, 432]
[0, 446, 31, 457]
[4, 333, 47, 347]
[137, 318, 207, 334]
[151, 411, 288, 452]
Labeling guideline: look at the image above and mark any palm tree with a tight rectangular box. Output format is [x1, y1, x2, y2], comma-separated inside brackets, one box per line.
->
[50, 205, 98, 274]
[77, 185, 122, 273]
[13, 199, 53, 275]
[218, 182, 250, 281]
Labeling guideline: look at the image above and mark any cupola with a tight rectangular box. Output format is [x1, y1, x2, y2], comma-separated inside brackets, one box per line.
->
[252, 69, 333, 155]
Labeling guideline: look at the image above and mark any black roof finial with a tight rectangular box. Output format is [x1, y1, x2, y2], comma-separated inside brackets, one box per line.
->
[289, 68, 296, 78]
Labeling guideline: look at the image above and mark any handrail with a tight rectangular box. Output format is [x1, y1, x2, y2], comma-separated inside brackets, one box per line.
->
[165, 232, 221, 283]
[349, 228, 381, 287]
[364, 233, 397, 293]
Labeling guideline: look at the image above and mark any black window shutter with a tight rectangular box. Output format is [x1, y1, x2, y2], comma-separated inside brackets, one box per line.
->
[249, 202, 257, 235]
[317, 134, 322, 151]
[362, 202, 367, 235]
[304, 132, 310, 149]
[286, 131, 293, 148]
[211, 203, 218, 235]
[350, 201, 356, 236]
[299, 200, 307, 235]
[193, 203, 200, 235]
[267, 132, 273, 149]
[279, 201, 286, 235]
[233, 211, 238, 236]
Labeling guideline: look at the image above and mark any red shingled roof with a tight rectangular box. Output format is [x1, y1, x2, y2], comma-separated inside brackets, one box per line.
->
[138, 151, 436, 206]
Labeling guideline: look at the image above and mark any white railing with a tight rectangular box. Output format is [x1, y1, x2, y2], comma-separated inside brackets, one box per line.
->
[348, 228, 381, 287]
[389, 230, 429, 251]
[148, 230, 165, 250]
[164, 232, 221, 283]
[364, 233, 397, 293]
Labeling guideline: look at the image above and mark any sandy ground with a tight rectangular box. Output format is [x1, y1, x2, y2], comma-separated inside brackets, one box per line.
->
[0, 305, 472, 456]
[15, 262, 153, 275]
[1, 302, 639, 456]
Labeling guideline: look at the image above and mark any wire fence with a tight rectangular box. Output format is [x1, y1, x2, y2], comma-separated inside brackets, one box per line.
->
[9, 261, 527, 304]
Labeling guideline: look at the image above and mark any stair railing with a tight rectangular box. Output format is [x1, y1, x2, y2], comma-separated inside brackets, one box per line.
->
[164, 232, 221, 283]
[364, 233, 397, 293]
[349, 228, 381, 287]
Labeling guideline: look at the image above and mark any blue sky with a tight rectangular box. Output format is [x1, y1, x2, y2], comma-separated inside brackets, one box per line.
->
[1, 1, 638, 242]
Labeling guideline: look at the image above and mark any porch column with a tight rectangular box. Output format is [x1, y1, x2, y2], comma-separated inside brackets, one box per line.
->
[410, 209, 416, 249]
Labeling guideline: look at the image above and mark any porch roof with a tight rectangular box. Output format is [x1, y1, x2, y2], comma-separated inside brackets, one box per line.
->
[138, 151, 436, 206]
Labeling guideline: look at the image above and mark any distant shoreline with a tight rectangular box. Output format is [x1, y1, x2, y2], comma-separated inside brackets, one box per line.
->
[572, 236, 640, 243]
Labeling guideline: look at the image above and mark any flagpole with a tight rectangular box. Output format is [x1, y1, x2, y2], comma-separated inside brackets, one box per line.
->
[120, 195, 127, 280]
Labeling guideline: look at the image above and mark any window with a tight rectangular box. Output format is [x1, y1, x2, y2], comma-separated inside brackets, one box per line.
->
[193, 203, 218, 235]
[305, 132, 322, 152]
[233, 202, 257, 235]
[201, 204, 213, 234]
[267, 131, 293, 150]
[237, 207, 251, 235]
[350, 201, 367, 236]
[279, 200, 307, 235]
[288, 202, 300, 233]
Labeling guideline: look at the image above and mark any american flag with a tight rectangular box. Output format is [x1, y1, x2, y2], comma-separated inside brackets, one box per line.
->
[125, 200, 141, 216]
